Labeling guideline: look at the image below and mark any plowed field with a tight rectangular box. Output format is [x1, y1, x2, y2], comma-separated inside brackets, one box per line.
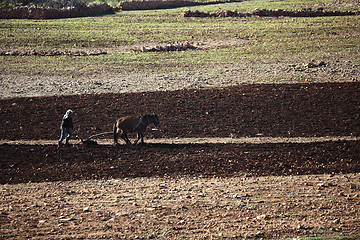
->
[1, 82, 360, 239]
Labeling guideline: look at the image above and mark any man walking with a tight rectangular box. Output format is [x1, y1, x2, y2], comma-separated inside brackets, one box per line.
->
[58, 109, 74, 147]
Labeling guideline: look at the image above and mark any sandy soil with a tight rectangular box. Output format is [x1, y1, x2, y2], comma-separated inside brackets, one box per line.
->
[1, 173, 359, 239]
[1, 58, 359, 99]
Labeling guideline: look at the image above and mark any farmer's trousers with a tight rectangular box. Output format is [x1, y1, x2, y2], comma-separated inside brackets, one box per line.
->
[59, 127, 72, 145]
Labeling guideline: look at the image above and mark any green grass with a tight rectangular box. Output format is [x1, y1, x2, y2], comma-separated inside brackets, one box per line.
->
[1, 0, 359, 77]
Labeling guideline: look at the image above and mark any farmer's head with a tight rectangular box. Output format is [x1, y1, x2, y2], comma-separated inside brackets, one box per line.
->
[66, 109, 73, 116]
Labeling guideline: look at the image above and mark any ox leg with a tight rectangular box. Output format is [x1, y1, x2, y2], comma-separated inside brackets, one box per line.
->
[134, 131, 144, 145]
[134, 133, 140, 145]
[121, 133, 131, 145]
[140, 133, 144, 144]
[113, 123, 119, 145]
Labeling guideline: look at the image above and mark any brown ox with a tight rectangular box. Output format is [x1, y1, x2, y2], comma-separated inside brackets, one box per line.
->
[113, 114, 160, 145]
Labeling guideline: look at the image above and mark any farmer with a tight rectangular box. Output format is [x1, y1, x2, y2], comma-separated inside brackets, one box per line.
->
[58, 109, 74, 147]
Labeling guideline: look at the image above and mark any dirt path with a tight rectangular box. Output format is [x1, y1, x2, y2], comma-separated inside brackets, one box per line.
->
[0, 135, 359, 146]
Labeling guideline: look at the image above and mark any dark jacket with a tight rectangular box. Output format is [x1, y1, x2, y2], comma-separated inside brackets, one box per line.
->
[61, 115, 73, 129]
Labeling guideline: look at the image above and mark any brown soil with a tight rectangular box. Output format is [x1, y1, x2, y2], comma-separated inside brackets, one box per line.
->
[1, 174, 359, 239]
[1, 82, 360, 141]
[1, 140, 360, 185]
[1, 82, 360, 239]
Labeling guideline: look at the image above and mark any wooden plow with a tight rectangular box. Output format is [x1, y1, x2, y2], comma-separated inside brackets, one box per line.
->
[75, 129, 112, 146]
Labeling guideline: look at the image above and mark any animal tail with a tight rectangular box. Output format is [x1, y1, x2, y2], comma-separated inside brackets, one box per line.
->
[113, 122, 118, 144]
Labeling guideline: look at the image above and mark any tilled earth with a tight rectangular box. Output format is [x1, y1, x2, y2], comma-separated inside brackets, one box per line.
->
[1, 82, 360, 239]
[1, 174, 359, 239]
[0, 140, 359, 185]
[1, 82, 360, 141]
